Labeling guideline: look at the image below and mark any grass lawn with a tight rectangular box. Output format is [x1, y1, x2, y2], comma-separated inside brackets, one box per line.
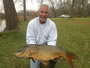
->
[0, 18, 90, 68]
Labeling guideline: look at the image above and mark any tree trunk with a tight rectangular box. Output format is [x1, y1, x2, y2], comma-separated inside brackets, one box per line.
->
[52, 6, 57, 17]
[23, 0, 27, 21]
[3, 0, 19, 31]
[71, 0, 75, 17]
[49, 0, 57, 17]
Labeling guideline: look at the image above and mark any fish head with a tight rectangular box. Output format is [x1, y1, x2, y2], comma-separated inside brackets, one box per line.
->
[15, 46, 35, 58]
[15, 51, 23, 57]
[15, 47, 27, 57]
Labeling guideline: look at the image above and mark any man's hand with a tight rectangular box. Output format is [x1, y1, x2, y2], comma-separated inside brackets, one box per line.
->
[54, 56, 61, 59]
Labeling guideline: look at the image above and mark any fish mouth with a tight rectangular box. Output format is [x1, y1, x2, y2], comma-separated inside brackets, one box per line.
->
[15, 52, 22, 57]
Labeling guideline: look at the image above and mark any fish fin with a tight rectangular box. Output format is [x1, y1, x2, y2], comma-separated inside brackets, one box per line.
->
[67, 57, 73, 68]
[66, 52, 77, 59]
[31, 58, 35, 63]
[27, 57, 36, 63]
[40, 63, 47, 68]
[66, 52, 77, 68]
[41, 61, 47, 66]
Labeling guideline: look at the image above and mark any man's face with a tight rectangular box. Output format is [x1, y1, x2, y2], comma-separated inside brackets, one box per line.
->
[38, 6, 49, 24]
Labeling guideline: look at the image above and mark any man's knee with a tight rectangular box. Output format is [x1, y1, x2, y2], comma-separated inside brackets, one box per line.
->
[48, 60, 57, 68]
[30, 59, 40, 68]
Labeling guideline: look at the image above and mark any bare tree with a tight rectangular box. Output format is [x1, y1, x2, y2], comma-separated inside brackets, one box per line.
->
[23, 0, 27, 21]
[49, 0, 58, 17]
[35, 0, 90, 17]
[81, 0, 88, 17]
[72, 0, 88, 17]
[3, 0, 19, 31]
[59, 0, 63, 13]
[71, 0, 75, 17]
[37, 0, 44, 5]
[87, 3, 90, 16]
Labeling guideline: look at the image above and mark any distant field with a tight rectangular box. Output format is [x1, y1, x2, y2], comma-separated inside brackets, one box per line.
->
[0, 18, 90, 68]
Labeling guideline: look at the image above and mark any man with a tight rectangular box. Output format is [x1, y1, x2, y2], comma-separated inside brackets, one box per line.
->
[26, 4, 58, 68]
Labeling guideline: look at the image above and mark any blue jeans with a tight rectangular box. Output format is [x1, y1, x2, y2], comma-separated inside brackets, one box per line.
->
[30, 59, 40, 68]
[30, 59, 57, 68]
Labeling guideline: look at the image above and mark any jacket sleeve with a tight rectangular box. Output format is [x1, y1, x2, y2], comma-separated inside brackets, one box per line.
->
[26, 21, 36, 44]
[47, 23, 57, 46]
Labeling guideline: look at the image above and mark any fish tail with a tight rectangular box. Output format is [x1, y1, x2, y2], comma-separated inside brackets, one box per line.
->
[65, 52, 77, 68]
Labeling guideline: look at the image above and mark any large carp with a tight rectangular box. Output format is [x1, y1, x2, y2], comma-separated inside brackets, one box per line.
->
[15, 44, 77, 68]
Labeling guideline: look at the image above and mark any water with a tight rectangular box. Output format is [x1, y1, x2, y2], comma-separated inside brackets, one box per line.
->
[0, 19, 6, 32]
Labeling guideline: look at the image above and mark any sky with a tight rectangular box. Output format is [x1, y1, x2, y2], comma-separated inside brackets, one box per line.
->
[0, 0, 90, 13]
[0, 0, 39, 13]
[26, 0, 39, 11]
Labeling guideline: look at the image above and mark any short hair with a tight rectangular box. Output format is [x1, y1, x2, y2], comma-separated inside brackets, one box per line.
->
[40, 4, 48, 8]
[38, 4, 49, 11]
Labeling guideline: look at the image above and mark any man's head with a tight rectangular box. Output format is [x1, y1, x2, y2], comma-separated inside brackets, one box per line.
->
[38, 4, 49, 24]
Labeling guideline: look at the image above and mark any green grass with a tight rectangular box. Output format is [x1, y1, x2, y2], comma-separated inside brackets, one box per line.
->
[0, 18, 90, 68]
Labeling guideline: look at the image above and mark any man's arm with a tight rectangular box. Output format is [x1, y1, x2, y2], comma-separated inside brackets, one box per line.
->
[47, 23, 57, 46]
[26, 21, 36, 44]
